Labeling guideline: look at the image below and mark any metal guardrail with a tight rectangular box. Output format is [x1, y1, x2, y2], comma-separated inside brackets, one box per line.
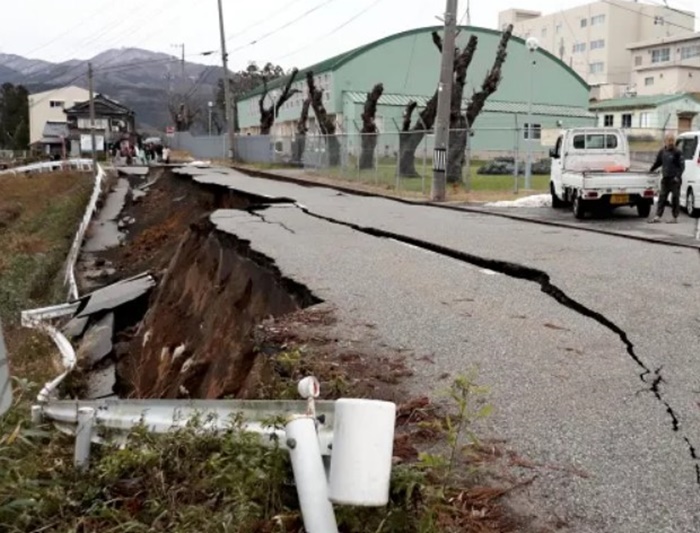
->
[0, 158, 93, 176]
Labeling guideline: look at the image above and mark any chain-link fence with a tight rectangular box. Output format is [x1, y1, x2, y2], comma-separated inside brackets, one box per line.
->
[175, 127, 678, 195]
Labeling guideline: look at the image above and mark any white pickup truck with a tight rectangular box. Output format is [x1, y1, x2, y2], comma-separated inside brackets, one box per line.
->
[549, 128, 658, 219]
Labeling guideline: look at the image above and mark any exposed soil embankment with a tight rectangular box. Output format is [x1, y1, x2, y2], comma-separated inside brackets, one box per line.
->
[119, 215, 321, 399]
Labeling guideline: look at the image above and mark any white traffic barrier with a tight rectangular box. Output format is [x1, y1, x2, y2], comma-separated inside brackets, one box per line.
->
[329, 399, 397, 506]
[21, 303, 80, 403]
[286, 416, 339, 533]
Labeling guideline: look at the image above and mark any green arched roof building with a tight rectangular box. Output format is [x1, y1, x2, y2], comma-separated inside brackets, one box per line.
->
[236, 25, 595, 152]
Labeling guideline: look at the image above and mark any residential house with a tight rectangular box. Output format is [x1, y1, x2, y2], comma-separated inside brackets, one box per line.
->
[28, 85, 90, 145]
[63, 94, 136, 156]
[32, 121, 69, 157]
[590, 93, 700, 140]
[627, 32, 700, 96]
[498, 1, 695, 99]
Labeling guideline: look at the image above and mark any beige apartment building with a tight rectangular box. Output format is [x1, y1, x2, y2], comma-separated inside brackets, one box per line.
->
[498, 0, 695, 98]
[627, 32, 700, 95]
[28, 85, 90, 145]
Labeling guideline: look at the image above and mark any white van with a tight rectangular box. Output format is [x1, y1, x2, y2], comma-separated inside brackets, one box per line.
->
[675, 132, 700, 217]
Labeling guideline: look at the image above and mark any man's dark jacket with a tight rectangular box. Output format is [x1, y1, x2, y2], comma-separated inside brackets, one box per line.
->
[650, 146, 685, 179]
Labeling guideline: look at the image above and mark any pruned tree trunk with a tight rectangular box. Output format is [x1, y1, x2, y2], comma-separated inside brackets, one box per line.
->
[259, 68, 300, 135]
[293, 97, 311, 165]
[399, 95, 438, 177]
[306, 71, 340, 166]
[446, 35, 478, 184]
[359, 83, 383, 170]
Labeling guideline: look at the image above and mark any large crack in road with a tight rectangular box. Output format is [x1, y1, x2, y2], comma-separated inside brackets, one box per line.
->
[240, 199, 700, 485]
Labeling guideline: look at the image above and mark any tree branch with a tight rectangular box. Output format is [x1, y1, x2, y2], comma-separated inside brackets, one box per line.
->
[402, 101, 417, 132]
[297, 97, 311, 135]
[274, 68, 300, 115]
[361, 83, 384, 134]
[432, 31, 443, 53]
[466, 24, 513, 126]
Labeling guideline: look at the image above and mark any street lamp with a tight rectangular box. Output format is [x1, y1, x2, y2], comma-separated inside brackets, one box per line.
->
[207, 101, 213, 136]
[524, 36, 538, 190]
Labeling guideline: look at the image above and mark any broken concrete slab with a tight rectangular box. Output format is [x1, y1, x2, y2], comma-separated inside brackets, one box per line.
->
[77, 313, 114, 366]
[62, 316, 89, 339]
[83, 178, 130, 253]
[75, 272, 156, 319]
[86, 363, 117, 399]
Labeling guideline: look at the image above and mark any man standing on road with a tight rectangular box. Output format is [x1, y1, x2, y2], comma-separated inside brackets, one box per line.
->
[648, 133, 685, 223]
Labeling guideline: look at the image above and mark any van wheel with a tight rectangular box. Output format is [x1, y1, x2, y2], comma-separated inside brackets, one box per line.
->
[551, 183, 564, 208]
[637, 201, 652, 218]
[573, 194, 585, 219]
[687, 188, 698, 218]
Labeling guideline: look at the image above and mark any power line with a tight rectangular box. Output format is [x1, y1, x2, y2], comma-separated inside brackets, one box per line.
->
[272, 0, 387, 62]
[227, 0, 340, 55]
[225, 0, 306, 42]
[601, 0, 695, 33]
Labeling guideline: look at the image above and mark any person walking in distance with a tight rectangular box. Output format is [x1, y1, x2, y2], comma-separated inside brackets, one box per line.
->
[648, 133, 685, 223]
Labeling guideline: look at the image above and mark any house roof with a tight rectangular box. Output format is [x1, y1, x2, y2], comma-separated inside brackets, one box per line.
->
[589, 93, 691, 111]
[64, 94, 133, 115]
[344, 91, 595, 118]
[627, 31, 700, 50]
[240, 25, 588, 101]
[42, 121, 69, 138]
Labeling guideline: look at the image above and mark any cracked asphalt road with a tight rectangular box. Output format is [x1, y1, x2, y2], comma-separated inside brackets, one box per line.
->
[176, 166, 700, 532]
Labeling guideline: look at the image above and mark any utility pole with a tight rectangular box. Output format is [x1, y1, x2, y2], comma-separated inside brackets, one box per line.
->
[171, 43, 185, 79]
[217, 0, 235, 160]
[466, 0, 470, 25]
[88, 62, 97, 178]
[431, 0, 458, 202]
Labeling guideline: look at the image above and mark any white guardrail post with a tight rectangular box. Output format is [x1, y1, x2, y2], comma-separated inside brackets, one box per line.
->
[75, 407, 95, 469]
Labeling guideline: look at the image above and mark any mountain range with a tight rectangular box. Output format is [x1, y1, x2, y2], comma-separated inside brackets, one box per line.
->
[0, 48, 225, 131]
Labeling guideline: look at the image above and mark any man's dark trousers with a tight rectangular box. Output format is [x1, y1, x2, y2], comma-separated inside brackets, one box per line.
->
[656, 176, 681, 218]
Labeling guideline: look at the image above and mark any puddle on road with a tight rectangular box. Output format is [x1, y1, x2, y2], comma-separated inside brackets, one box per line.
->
[83, 178, 130, 252]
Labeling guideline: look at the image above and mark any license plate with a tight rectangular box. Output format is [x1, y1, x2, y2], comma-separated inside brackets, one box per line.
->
[610, 194, 629, 205]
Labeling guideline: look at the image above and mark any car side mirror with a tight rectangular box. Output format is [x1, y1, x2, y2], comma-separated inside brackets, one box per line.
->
[549, 148, 558, 159]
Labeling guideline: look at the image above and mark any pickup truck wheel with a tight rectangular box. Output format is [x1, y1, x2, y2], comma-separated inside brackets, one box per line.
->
[636, 201, 652, 218]
[572, 195, 585, 219]
[550, 183, 565, 208]
[687, 188, 698, 218]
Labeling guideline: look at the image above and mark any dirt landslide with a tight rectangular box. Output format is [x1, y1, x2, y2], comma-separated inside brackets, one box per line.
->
[80, 167, 552, 532]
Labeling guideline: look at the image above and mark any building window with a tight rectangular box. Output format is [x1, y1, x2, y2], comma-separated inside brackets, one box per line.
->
[680, 44, 700, 60]
[573, 133, 618, 149]
[556, 23, 562, 33]
[580, 18, 587, 28]
[621, 114, 632, 128]
[634, 55, 642, 66]
[590, 39, 605, 50]
[604, 114, 614, 127]
[523, 123, 542, 140]
[589, 62, 604, 74]
[644, 76, 654, 86]
[541, 27, 547, 38]
[590, 14, 605, 25]
[639, 112, 651, 128]
[49, 100, 64, 108]
[573, 42, 586, 53]
[651, 47, 670, 63]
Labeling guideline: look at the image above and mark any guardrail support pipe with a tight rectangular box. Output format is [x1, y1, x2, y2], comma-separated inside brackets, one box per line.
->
[285, 416, 338, 533]
[75, 407, 95, 470]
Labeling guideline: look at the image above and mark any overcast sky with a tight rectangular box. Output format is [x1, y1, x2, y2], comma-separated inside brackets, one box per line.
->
[1, 0, 698, 71]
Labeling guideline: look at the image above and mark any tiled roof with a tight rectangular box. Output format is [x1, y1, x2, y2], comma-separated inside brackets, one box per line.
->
[344, 91, 595, 118]
[42, 121, 69, 138]
[588, 94, 689, 111]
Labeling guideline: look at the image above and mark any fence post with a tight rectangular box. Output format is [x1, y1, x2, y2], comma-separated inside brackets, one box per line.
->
[74, 407, 95, 469]
[513, 115, 520, 194]
[285, 416, 339, 533]
[464, 124, 472, 192]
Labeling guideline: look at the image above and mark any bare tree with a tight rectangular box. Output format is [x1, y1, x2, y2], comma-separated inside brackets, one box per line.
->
[446, 35, 478, 183]
[306, 71, 340, 166]
[258, 68, 300, 134]
[359, 83, 384, 169]
[168, 95, 201, 132]
[447, 25, 513, 183]
[293, 97, 311, 164]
